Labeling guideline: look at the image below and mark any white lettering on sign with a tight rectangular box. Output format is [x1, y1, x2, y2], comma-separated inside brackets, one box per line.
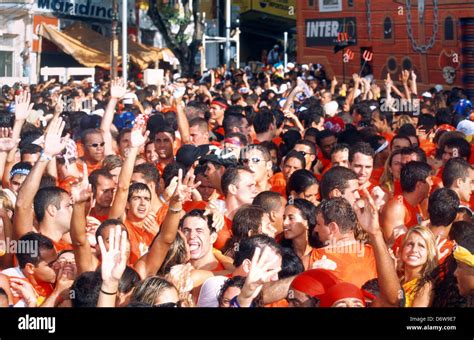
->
[306, 21, 340, 38]
[34, 0, 127, 20]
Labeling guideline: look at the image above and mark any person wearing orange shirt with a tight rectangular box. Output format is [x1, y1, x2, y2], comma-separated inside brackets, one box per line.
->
[381, 161, 432, 244]
[330, 143, 350, 168]
[2, 232, 57, 306]
[252, 108, 278, 143]
[315, 130, 337, 172]
[77, 129, 106, 176]
[349, 142, 376, 192]
[154, 125, 177, 175]
[253, 191, 287, 239]
[132, 163, 166, 223]
[371, 110, 394, 143]
[442, 158, 474, 212]
[89, 169, 116, 223]
[240, 144, 273, 193]
[293, 140, 317, 172]
[311, 197, 377, 288]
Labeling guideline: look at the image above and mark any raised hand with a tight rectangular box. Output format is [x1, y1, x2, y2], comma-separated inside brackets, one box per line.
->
[110, 77, 127, 99]
[170, 169, 201, 204]
[435, 235, 450, 260]
[331, 76, 338, 87]
[411, 70, 417, 82]
[54, 262, 75, 297]
[14, 91, 33, 121]
[353, 188, 381, 236]
[97, 225, 128, 285]
[143, 214, 160, 235]
[54, 94, 65, 115]
[400, 70, 410, 84]
[130, 122, 150, 149]
[71, 165, 92, 204]
[9, 277, 38, 307]
[239, 246, 281, 305]
[352, 73, 361, 83]
[44, 117, 68, 157]
[0, 127, 16, 152]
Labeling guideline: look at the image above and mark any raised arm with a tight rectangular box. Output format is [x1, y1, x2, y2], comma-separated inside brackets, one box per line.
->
[354, 189, 403, 307]
[400, 70, 411, 100]
[108, 123, 149, 220]
[345, 74, 361, 107]
[410, 70, 418, 96]
[100, 78, 127, 156]
[70, 169, 98, 274]
[13, 117, 67, 239]
[134, 169, 200, 279]
[174, 90, 191, 145]
[0, 128, 17, 188]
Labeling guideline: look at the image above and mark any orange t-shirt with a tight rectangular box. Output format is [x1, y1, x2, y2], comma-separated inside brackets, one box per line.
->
[77, 158, 103, 176]
[89, 207, 109, 223]
[265, 299, 289, 308]
[370, 167, 384, 185]
[419, 139, 436, 157]
[214, 216, 233, 251]
[393, 195, 424, 228]
[309, 244, 377, 288]
[381, 132, 394, 143]
[52, 239, 73, 253]
[124, 218, 157, 265]
[269, 172, 287, 197]
[155, 204, 169, 227]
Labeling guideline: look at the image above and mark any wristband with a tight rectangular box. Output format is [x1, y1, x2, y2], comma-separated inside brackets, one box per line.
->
[100, 288, 117, 295]
[169, 206, 182, 214]
[39, 151, 53, 162]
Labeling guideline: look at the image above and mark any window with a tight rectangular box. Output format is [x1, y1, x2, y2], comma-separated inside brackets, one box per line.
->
[444, 17, 454, 40]
[383, 17, 393, 39]
[0, 51, 12, 77]
[308, 0, 316, 7]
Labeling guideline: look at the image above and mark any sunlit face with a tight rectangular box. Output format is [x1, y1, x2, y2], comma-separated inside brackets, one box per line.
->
[241, 149, 271, 185]
[84, 133, 105, 163]
[283, 205, 309, 240]
[371, 112, 386, 132]
[332, 298, 365, 308]
[258, 213, 277, 238]
[390, 154, 402, 180]
[331, 149, 349, 168]
[94, 175, 116, 208]
[51, 251, 77, 280]
[109, 167, 121, 184]
[181, 216, 214, 261]
[220, 286, 242, 307]
[457, 168, 474, 202]
[189, 125, 209, 146]
[154, 132, 175, 161]
[454, 260, 474, 297]
[210, 104, 225, 122]
[340, 179, 360, 206]
[126, 190, 151, 221]
[233, 171, 257, 204]
[350, 153, 374, 186]
[401, 232, 429, 269]
[145, 143, 159, 164]
[283, 157, 304, 181]
[56, 194, 73, 231]
[204, 162, 223, 190]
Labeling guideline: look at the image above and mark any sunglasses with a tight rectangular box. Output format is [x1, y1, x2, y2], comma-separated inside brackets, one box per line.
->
[240, 157, 266, 165]
[87, 142, 105, 148]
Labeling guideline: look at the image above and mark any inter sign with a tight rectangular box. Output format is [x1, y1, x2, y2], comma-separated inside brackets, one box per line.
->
[305, 17, 357, 47]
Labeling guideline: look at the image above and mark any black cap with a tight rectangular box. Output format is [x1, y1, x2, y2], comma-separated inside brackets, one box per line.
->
[176, 144, 208, 168]
[199, 150, 238, 168]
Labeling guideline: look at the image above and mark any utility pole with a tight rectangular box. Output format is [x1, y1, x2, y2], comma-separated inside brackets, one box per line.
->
[225, 0, 231, 70]
[111, 0, 119, 78]
[122, 0, 128, 83]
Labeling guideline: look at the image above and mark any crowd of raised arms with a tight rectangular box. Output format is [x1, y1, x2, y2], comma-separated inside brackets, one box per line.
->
[0, 62, 472, 308]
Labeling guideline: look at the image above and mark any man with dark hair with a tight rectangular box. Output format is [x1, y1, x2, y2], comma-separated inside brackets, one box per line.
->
[442, 158, 474, 209]
[400, 146, 427, 164]
[89, 169, 116, 222]
[179, 209, 225, 272]
[253, 191, 287, 237]
[209, 97, 228, 140]
[33, 186, 73, 251]
[320, 166, 360, 206]
[371, 110, 394, 142]
[329, 143, 350, 169]
[381, 161, 432, 243]
[132, 163, 164, 218]
[80, 128, 106, 175]
[70, 271, 102, 307]
[231, 205, 276, 242]
[390, 134, 412, 152]
[311, 197, 377, 288]
[154, 125, 176, 174]
[349, 142, 375, 191]
[252, 108, 277, 143]
[427, 188, 460, 262]
[116, 128, 132, 159]
[2, 232, 57, 306]
[223, 113, 250, 144]
[189, 117, 210, 146]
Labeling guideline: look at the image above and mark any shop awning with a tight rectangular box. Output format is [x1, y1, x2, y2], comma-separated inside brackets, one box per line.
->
[38, 22, 176, 69]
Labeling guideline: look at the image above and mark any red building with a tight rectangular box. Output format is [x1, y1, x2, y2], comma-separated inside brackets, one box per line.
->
[297, 0, 474, 97]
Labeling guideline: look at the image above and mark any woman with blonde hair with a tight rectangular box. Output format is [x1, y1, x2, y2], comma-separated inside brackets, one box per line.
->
[379, 148, 403, 197]
[399, 226, 439, 307]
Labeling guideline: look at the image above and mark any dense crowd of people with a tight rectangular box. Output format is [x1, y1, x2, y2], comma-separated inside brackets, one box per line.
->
[0, 62, 472, 308]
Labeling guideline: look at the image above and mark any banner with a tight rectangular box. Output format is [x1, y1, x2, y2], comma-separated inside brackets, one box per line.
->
[251, 0, 296, 20]
[305, 17, 357, 47]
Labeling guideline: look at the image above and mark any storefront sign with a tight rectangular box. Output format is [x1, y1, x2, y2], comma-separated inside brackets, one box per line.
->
[305, 17, 357, 46]
[34, 0, 126, 21]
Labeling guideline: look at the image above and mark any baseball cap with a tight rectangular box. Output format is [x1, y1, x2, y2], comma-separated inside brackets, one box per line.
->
[455, 99, 473, 116]
[176, 144, 209, 168]
[457, 119, 474, 141]
[290, 269, 340, 299]
[113, 111, 135, 129]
